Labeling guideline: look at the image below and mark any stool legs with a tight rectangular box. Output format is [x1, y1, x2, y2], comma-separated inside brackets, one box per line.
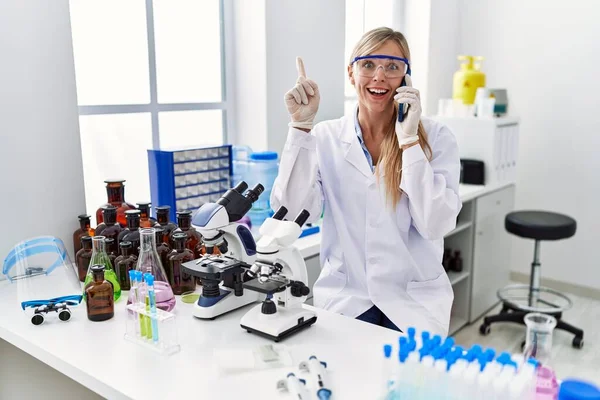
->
[529, 240, 541, 307]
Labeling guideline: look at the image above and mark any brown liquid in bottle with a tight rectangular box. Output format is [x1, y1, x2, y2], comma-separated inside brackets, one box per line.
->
[95, 206, 123, 241]
[73, 214, 93, 254]
[96, 180, 136, 227]
[137, 202, 157, 228]
[156, 206, 178, 245]
[170, 211, 203, 258]
[76, 236, 93, 282]
[167, 233, 196, 295]
[105, 238, 118, 269]
[85, 265, 114, 321]
[118, 210, 141, 257]
[155, 228, 171, 274]
[114, 241, 137, 291]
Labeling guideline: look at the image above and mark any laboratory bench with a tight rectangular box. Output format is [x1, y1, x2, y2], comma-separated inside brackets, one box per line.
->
[0, 182, 516, 399]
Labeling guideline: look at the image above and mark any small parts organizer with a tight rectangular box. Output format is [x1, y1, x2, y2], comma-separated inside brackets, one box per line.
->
[148, 145, 233, 218]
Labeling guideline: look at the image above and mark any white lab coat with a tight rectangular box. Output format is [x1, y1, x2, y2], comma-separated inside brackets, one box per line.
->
[271, 114, 462, 337]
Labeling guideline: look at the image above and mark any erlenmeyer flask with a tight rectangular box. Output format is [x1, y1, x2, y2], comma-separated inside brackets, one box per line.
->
[523, 312, 557, 366]
[128, 228, 175, 311]
[84, 236, 122, 301]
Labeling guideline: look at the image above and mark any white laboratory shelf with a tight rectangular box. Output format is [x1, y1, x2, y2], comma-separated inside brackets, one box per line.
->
[448, 270, 470, 286]
[444, 221, 472, 238]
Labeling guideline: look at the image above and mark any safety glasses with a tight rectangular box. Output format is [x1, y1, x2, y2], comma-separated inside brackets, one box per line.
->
[351, 55, 411, 79]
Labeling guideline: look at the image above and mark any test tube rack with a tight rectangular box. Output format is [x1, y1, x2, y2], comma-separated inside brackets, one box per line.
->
[124, 303, 181, 355]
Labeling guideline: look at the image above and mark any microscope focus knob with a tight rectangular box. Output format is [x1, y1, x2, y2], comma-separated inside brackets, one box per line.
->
[261, 299, 277, 315]
[290, 281, 310, 297]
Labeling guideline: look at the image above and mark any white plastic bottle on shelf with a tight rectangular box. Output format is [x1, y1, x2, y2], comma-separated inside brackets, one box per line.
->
[244, 151, 279, 230]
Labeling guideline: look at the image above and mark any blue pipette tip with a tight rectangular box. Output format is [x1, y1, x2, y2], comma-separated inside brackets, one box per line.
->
[134, 270, 143, 281]
[471, 344, 483, 355]
[421, 331, 430, 343]
[409, 340, 417, 352]
[407, 327, 416, 339]
[484, 348, 496, 362]
[442, 337, 455, 349]
[145, 274, 155, 286]
[128, 269, 136, 280]
[527, 358, 539, 368]
[384, 344, 392, 358]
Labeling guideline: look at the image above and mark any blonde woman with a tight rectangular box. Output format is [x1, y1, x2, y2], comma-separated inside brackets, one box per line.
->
[272, 27, 461, 336]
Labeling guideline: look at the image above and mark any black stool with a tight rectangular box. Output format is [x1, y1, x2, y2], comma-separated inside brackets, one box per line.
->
[479, 210, 584, 349]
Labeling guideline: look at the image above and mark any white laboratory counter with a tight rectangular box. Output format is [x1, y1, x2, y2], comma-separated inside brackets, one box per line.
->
[0, 182, 515, 399]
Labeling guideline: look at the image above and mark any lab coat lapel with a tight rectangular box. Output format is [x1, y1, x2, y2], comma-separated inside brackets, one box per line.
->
[340, 116, 373, 179]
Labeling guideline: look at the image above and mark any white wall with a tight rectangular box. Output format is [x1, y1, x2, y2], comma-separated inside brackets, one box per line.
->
[455, 0, 600, 289]
[0, 0, 86, 266]
[232, 0, 345, 154]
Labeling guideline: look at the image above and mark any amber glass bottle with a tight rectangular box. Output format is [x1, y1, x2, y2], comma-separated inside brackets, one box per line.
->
[85, 265, 115, 321]
[105, 237, 118, 269]
[96, 180, 136, 227]
[167, 233, 196, 295]
[75, 236, 93, 282]
[95, 206, 123, 241]
[155, 206, 177, 244]
[137, 202, 157, 228]
[155, 228, 171, 273]
[118, 210, 142, 256]
[73, 214, 93, 254]
[114, 241, 137, 290]
[170, 211, 202, 258]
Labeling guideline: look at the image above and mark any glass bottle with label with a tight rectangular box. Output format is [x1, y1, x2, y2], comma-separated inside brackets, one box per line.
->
[118, 210, 142, 256]
[167, 233, 196, 295]
[137, 202, 157, 228]
[84, 236, 121, 301]
[96, 179, 136, 227]
[76, 236, 93, 282]
[85, 265, 114, 321]
[95, 205, 123, 241]
[155, 206, 177, 244]
[170, 210, 202, 258]
[155, 228, 171, 274]
[105, 237, 118, 269]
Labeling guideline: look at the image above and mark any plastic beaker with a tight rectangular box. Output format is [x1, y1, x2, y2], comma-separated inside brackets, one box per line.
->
[523, 312, 557, 366]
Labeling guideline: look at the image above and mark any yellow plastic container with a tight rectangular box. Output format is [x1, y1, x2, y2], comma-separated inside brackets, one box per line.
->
[453, 56, 486, 105]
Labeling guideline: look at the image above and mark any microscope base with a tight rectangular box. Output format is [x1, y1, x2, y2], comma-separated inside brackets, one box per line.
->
[240, 305, 317, 342]
[192, 288, 261, 320]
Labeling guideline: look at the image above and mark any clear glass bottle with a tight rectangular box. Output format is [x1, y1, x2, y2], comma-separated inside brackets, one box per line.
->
[75, 236, 93, 282]
[128, 228, 175, 311]
[96, 179, 136, 227]
[84, 236, 122, 301]
[95, 205, 123, 241]
[170, 210, 203, 258]
[167, 233, 196, 295]
[114, 241, 137, 291]
[155, 228, 171, 275]
[155, 206, 177, 244]
[85, 265, 114, 321]
[118, 210, 142, 256]
[137, 202, 157, 228]
[73, 214, 93, 254]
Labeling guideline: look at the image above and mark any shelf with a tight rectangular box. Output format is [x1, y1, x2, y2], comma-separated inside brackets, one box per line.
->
[448, 270, 470, 286]
[449, 316, 468, 336]
[444, 221, 472, 238]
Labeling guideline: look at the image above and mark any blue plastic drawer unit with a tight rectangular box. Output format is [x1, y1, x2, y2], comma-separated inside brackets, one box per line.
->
[147, 145, 232, 221]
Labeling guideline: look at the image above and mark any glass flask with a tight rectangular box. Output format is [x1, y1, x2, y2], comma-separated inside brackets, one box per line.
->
[155, 206, 177, 244]
[114, 241, 137, 291]
[84, 236, 122, 301]
[523, 312, 557, 366]
[128, 228, 175, 311]
[155, 228, 171, 275]
[137, 202, 157, 228]
[73, 214, 93, 254]
[76, 236, 93, 282]
[85, 265, 114, 321]
[96, 179, 136, 227]
[170, 210, 202, 258]
[95, 205, 123, 241]
[167, 233, 196, 295]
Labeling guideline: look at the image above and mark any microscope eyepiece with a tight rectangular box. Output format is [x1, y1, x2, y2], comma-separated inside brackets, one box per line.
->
[294, 210, 310, 227]
[244, 183, 264, 203]
[272, 206, 288, 220]
[233, 181, 248, 194]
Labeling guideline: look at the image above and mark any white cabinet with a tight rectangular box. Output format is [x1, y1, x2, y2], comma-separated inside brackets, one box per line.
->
[470, 185, 515, 322]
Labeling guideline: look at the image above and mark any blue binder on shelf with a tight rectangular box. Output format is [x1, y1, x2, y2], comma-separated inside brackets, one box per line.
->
[147, 145, 233, 222]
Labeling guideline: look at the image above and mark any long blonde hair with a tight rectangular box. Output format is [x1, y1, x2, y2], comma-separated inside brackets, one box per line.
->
[349, 27, 432, 208]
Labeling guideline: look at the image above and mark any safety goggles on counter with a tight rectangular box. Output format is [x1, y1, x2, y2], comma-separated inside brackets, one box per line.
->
[350, 55, 411, 79]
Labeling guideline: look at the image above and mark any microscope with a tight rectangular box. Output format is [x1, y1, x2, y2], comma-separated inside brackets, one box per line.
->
[181, 181, 264, 319]
[240, 206, 317, 342]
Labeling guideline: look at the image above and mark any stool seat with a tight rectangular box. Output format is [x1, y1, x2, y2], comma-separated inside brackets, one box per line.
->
[505, 210, 577, 240]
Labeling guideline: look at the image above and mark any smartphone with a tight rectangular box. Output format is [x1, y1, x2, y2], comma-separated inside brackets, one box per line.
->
[397, 76, 408, 123]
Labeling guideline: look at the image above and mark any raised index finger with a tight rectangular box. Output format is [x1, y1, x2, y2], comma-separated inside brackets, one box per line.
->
[296, 57, 307, 78]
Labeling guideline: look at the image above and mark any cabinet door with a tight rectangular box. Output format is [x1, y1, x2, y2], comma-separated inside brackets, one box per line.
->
[471, 186, 515, 322]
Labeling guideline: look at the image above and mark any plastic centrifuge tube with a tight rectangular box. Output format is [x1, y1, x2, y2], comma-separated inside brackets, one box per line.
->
[128, 269, 139, 333]
[134, 270, 147, 338]
[145, 273, 159, 343]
